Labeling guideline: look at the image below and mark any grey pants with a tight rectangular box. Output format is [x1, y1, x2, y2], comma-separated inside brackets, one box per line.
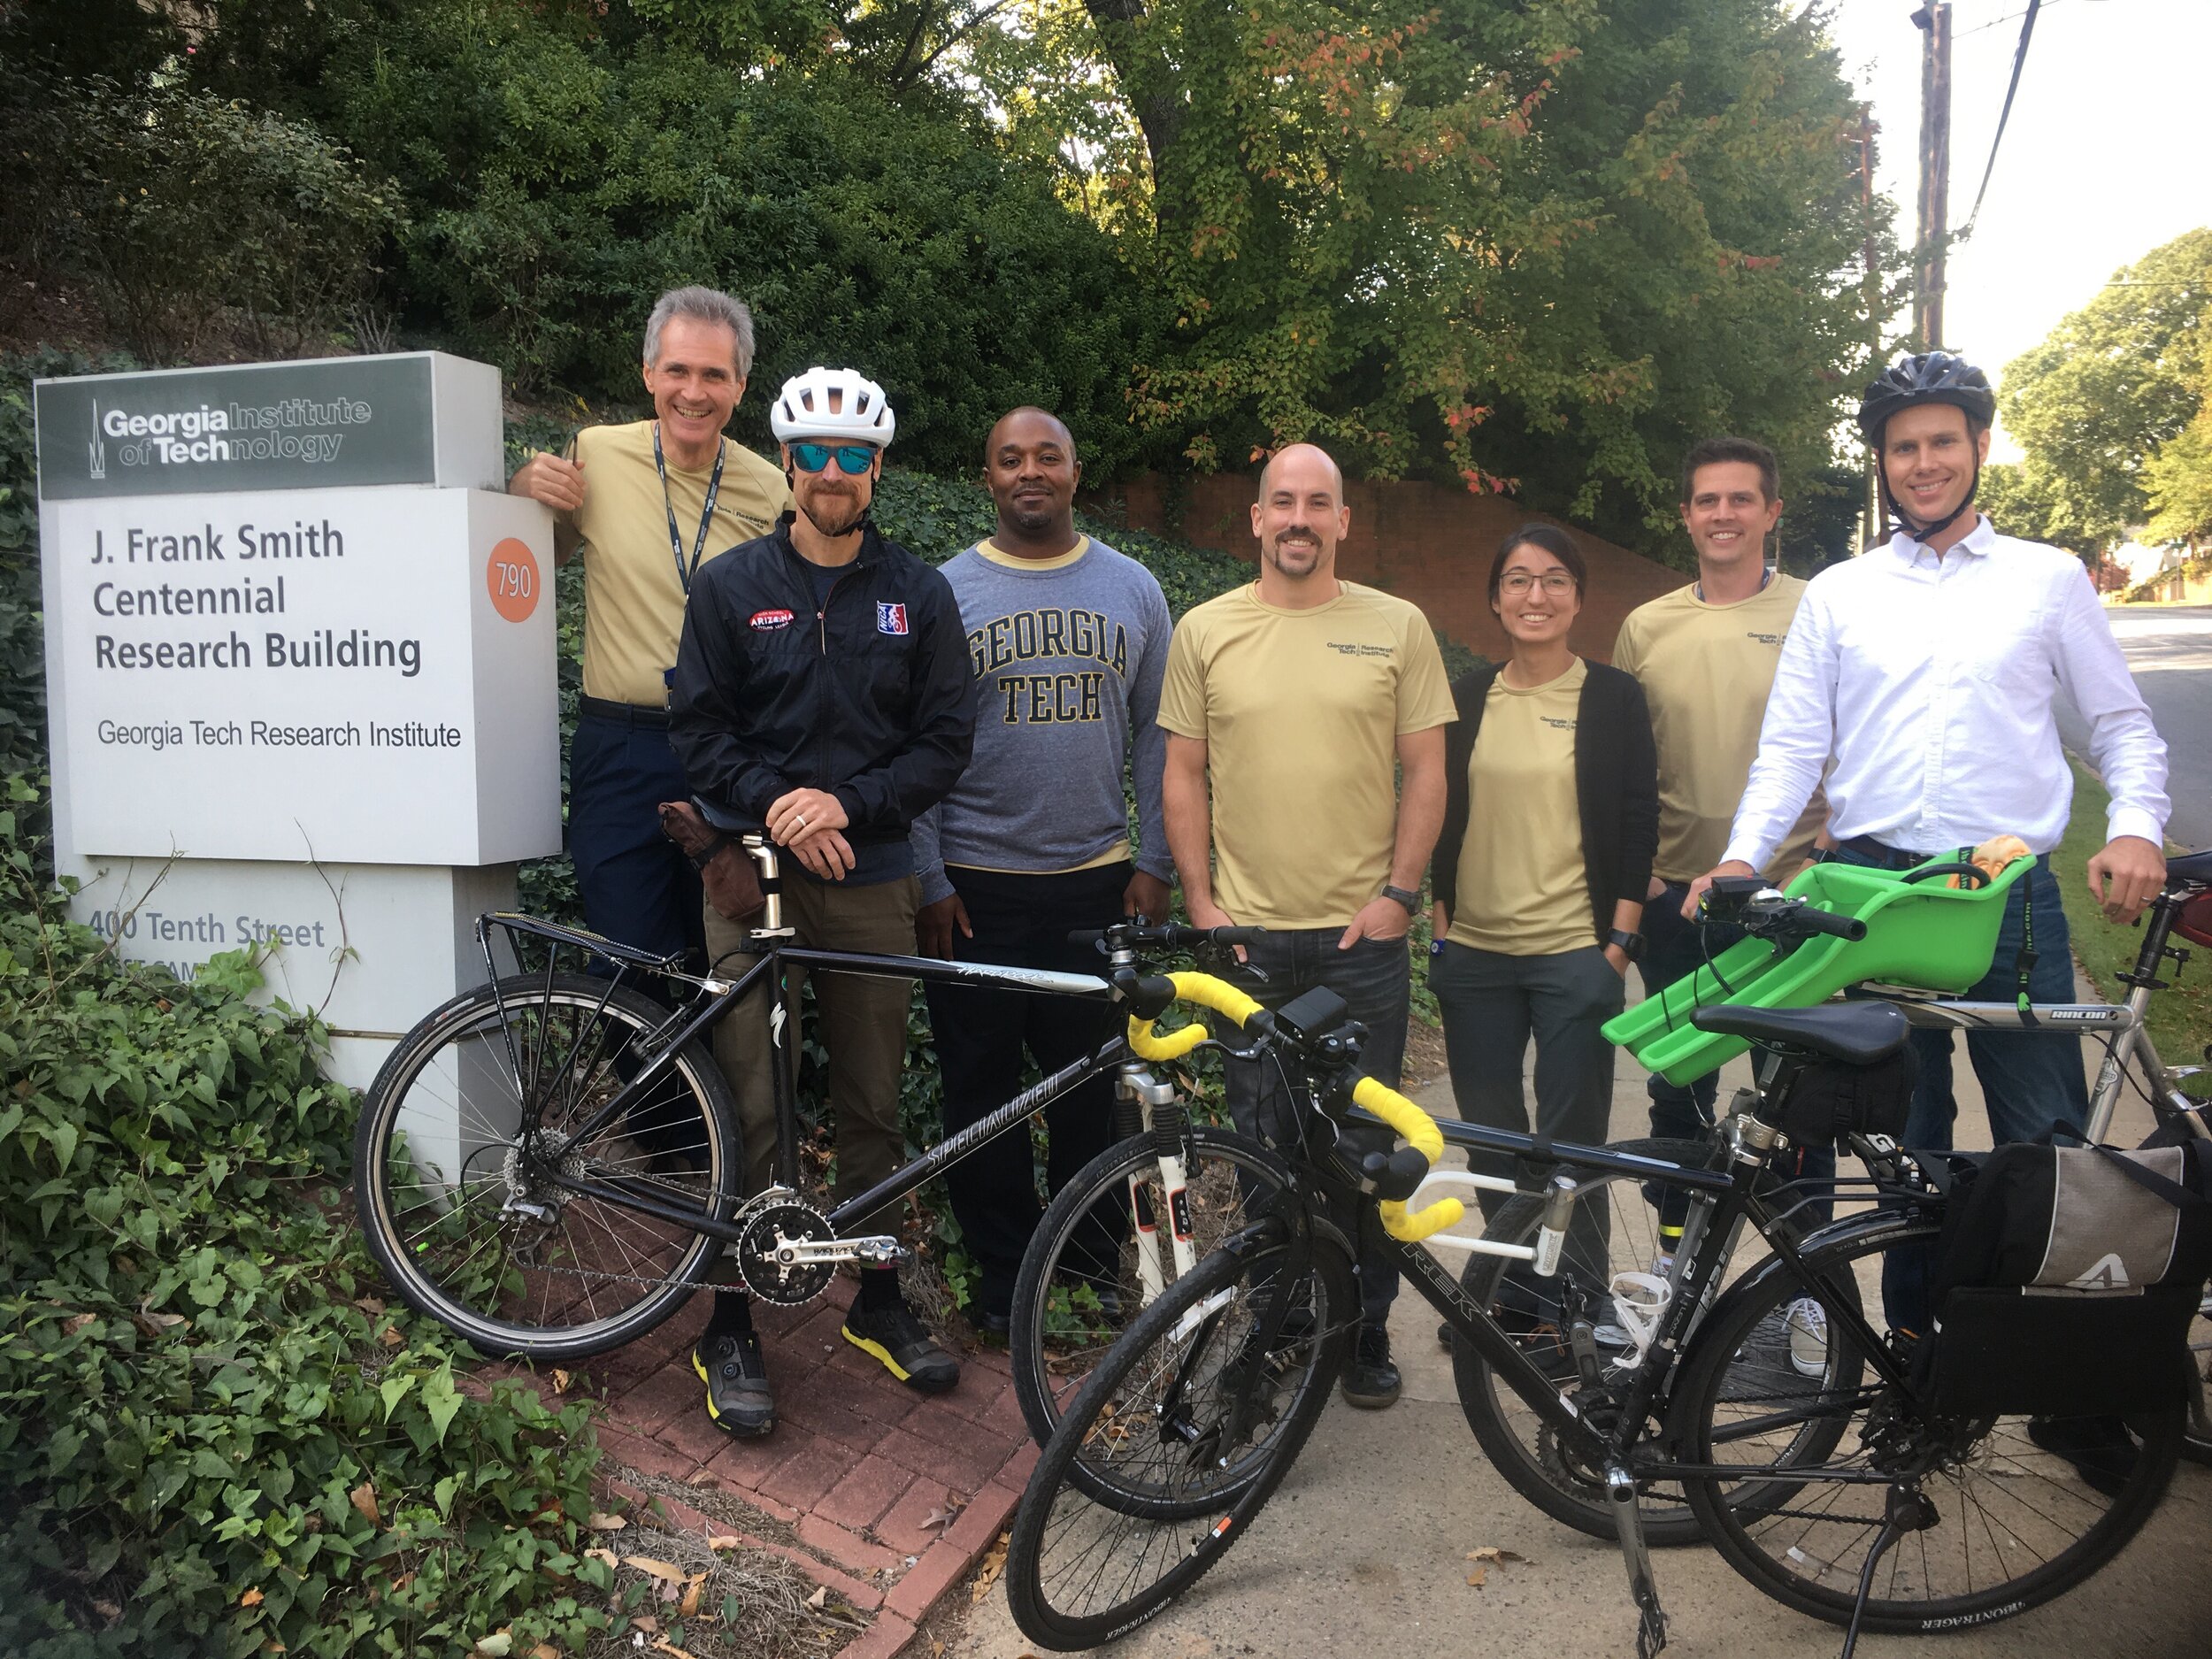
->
[1429, 939, 1625, 1267]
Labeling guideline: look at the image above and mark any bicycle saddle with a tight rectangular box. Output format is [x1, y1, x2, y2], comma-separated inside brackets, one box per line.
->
[1688, 1001, 1909, 1067]
[2165, 847, 2212, 885]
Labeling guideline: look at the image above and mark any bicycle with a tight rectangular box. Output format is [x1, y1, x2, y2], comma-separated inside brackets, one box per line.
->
[1448, 850, 2212, 1541]
[1001, 900, 2187, 1655]
[352, 834, 1268, 1363]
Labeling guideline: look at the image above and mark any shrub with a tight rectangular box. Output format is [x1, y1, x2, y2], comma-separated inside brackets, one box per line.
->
[0, 781, 611, 1657]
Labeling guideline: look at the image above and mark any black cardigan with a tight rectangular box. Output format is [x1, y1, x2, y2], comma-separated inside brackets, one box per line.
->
[1430, 658, 1659, 947]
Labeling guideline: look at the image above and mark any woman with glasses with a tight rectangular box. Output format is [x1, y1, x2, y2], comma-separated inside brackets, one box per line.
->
[1427, 523, 1658, 1307]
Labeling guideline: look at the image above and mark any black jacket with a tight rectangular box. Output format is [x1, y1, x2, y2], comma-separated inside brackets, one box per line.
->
[1430, 659, 1659, 946]
[670, 514, 973, 843]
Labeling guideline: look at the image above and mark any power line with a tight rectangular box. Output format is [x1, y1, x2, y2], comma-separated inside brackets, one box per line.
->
[1960, 0, 2042, 234]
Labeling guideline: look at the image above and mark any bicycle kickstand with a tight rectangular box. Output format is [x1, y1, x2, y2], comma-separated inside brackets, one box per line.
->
[1605, 1464, 1667, 1659]
[1836, 1482, 1938, 1659]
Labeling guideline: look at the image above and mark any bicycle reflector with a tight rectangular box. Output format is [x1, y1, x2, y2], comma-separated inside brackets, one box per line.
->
[2177, 892, 2212, 950]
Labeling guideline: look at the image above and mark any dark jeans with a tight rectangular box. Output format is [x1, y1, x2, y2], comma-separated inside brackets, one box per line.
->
[1224, 926, 1411, 1325]
[925, 863, 1130, 1318]
[568, 710, 704, 965]
[1431, 940, 1624, 1274]
[1639, 879, 1834, 1234]
[1822, 845, 2089, 1334]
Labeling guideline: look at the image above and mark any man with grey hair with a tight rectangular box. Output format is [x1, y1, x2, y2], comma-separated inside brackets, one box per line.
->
[509, 285, 790, 963]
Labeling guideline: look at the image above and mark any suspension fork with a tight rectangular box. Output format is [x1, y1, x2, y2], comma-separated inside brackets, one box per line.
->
[1116, 1064, 1190, 1304]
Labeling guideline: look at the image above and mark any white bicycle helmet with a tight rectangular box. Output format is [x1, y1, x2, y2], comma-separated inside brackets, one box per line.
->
[769, 366, 895, 449]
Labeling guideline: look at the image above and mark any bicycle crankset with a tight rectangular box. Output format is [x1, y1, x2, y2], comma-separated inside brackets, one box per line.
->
[731, 1190, 902, 1306]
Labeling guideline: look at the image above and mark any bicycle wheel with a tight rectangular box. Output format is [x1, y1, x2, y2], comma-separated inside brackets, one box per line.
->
[2185, 1279, 2212, 1465]
[1012, 1126, 1291, 1447]
[1004, 1226, 1356, 1650]
[1451, 1137, 1716, 1545]
[356, 972, 741, 1360]
[1676, 1210, 2181, 1632]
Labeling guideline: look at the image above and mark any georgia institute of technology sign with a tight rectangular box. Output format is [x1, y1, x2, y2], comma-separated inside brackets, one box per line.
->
[35, 353, 558, 868]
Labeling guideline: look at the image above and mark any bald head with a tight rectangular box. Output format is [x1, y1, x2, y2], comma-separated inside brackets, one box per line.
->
[1256, 442, 1343, 504]
[984, 405, 1082, 554]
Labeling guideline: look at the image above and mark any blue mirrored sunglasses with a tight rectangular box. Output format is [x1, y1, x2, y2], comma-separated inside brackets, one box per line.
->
[789, 442, 878, 475]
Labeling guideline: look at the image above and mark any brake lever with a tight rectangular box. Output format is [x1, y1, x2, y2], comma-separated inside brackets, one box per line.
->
[1192, 940, 1265, 983]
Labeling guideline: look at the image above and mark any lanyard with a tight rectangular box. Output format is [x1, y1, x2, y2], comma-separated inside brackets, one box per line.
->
[652, 422, 726, 596]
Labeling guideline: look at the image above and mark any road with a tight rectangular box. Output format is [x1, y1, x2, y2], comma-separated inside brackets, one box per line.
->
[2060, 604, 2212, 852]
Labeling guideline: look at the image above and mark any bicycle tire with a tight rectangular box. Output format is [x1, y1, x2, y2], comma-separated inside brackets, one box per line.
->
[2184, 1279, 2212, 1465]
[1004, 1227, 1356, 1650]
[1012, 1126, 1292, 1450]
[1675, 1209, 2181, 1633]
[1451, 1137, 1716, 1545]
[356, 973, 741, 1360]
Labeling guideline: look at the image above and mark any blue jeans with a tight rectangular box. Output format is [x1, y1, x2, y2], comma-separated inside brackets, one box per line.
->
[1823, 844, 2088, 1334]
[1223, 927, 1410, 1325]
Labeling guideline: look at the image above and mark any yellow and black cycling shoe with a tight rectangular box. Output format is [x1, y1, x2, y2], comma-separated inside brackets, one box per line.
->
[842, 1301, 959, 1394]
[693, 1329, 775, 1438]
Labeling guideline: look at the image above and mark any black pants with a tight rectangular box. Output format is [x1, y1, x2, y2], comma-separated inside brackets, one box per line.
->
[567, 708, 703, 965]
[926, 863, 1130, 1318]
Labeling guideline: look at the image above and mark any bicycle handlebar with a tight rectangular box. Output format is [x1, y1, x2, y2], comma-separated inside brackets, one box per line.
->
[1069, 922, 1269, 950]
[1123, 972, 1465, 1243]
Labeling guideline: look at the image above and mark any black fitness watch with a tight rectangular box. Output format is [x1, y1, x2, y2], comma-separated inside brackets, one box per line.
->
[1381, 885, 1422, 915]
[1607, 928, 1646, 962]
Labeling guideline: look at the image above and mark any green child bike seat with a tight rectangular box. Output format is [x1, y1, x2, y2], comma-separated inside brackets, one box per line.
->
[1604, 853, 2034, 1087]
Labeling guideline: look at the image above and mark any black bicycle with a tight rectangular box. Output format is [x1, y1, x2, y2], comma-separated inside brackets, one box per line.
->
[352, 836, 1263, 1361]
[1002, 895, 2186, 1654]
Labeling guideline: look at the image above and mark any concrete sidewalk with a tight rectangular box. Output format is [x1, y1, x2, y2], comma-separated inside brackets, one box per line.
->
[947, 972, 2212, 1658]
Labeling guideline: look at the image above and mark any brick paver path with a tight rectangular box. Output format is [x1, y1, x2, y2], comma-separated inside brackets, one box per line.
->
[546, 1287, 1037, 1659]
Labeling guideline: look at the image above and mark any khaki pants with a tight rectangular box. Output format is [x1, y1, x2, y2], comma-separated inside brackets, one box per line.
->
[702, 873, 919, 1233]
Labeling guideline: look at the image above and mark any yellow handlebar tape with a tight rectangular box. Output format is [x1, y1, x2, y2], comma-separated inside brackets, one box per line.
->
[1125, 971, 1267, 1061]
[1352, 1076, 1466, 1242]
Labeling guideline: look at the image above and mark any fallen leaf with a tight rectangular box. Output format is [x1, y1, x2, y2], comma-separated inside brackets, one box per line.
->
[62, 1312, 96, 1336]
[1464, 1547, 1529, 1565]
[239, 1588, 265, 1609]
[585, 1548, 620, 1568]
[531, 1647, 561, 1659]
[631, 1615, 659, 1632]
[932, 1644, 946, 1657]
[623, 1556, 689, 1585]
[650, 1640, 703, 1659]
[920, 1502, 962, 1532]
[349, 1481, 380, 1527]
[685, 1468, 715, 1485]
[1465, 1567, 1486, 1588]
[971, 1532, 1010, 1603]
[473, 1633, 512, 1657]
[378, 1325, 405, 1348]
[680, 1574, 706, 1617]
[353, 1295, 386, 1316]
[552, 1369, 572, 1394]
[705, 1534, 743, 1551]
[803, 1585, 827, 1610]
[586, 1511, 627, 1532]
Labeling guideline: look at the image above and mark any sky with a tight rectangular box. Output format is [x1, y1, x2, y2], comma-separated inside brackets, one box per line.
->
[1820, 0, 2212, 458]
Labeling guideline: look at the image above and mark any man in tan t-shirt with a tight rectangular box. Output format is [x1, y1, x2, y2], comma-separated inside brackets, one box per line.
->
[507, 286, 790, 963]
[1159, 442, 1454, 1410]
[1611, 436, 1827, 1264]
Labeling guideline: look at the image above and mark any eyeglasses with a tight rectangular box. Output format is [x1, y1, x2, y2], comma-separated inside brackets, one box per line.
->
[789, 442, 878, 475]
[1499, 572, 1576, 596]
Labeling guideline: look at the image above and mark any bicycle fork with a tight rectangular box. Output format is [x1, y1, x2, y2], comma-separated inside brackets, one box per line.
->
[1116, 1064, 1195, 1305]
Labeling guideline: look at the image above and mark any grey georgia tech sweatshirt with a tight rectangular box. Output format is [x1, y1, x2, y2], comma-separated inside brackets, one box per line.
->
[910, 537, 1176, 906]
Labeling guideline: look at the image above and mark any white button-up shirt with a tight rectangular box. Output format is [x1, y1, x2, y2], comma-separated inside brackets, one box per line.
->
[1724, 518, 2169, 869]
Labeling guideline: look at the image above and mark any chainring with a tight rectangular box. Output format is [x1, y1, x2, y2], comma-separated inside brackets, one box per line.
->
[733, 1197, 840, 1306]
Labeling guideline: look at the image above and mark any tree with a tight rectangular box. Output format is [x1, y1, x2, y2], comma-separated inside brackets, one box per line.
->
[1996, 227, 2212, 556]
[963, 0, 1897, 549]
[2143, 399, 2212, 551]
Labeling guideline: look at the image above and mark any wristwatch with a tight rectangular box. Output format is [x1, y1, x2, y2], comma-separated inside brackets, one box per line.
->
[1607, 927, 1646, 963]
[1381, 885, 1422, 915]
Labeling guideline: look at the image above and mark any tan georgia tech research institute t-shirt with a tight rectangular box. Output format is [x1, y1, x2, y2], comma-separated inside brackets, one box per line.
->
[1448, 658, 1594, 957]
[1157, 580, 1455, 930]
[557, 420, 790, 708]
[1611, 574, 1825, 883]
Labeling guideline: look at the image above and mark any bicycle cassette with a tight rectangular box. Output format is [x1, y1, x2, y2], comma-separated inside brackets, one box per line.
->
[732, 1196, 841, 1305]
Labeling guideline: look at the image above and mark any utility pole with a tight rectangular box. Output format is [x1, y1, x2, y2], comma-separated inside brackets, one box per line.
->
[1857, 106, 1888, 549]
[1912, 2, 1952, 350]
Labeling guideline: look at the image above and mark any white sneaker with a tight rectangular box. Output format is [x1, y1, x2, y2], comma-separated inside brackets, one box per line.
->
[1785, 1297, 1829, 1379]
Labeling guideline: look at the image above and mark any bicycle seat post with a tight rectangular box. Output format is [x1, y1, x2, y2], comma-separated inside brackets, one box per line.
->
[741, 834, 793, 939]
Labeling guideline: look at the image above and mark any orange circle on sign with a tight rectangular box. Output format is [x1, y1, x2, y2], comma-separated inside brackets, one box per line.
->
[487, 538, 541, 623]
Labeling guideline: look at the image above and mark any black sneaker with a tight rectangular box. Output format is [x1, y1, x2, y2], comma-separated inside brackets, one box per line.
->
[843, 1300, 960, 1394]
[1340, 1321, 1402, 1409]
[692, 1330, 775, 1439]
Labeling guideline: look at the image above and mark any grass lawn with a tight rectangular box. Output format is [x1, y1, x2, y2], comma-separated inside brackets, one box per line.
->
[2055, 760, 2211, 1099]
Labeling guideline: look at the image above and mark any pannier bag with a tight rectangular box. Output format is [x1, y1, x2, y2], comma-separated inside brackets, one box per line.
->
[1919, 1139, 2212, 1418]
[1772, 1047, 1916, 1147]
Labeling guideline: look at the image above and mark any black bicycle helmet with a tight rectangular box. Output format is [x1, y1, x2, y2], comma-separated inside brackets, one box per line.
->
[1857, 350, 1997, 543]
[1855, 350, 1996, 441]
